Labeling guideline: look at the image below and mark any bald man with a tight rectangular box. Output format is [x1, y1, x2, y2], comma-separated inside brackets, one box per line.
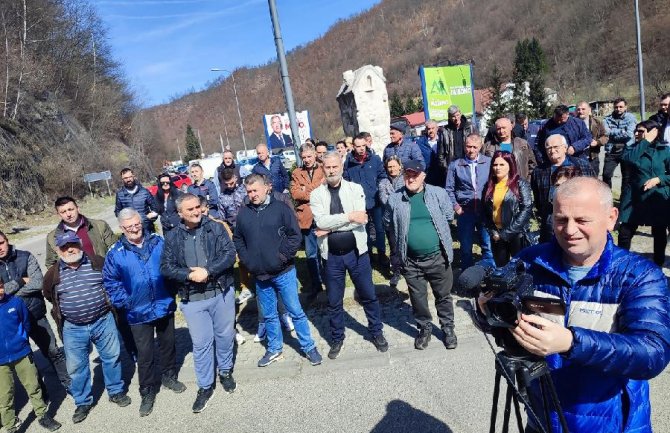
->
[251, 144, 289, 193]
[479, 176, 670, 433]
[483, 117, 536, 180]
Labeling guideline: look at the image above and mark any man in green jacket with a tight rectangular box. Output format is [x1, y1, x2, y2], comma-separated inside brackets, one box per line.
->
[45, 196, 116, 268]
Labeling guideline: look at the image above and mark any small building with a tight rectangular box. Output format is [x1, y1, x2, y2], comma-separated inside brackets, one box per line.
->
[336, 65, 390, 155]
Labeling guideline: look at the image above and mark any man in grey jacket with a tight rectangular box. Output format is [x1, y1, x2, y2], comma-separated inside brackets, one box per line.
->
[384, 161, 457, 350]
[603, 97, 637, 188]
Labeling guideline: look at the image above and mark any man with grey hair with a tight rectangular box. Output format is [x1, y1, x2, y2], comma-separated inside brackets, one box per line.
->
[161, 193, 237, 413]
[42, 231, 130, 424]
[530, 134, 595, 242]
[310, 152, 388, 359]
[436, 105, 474, 176]
[478, 176, 670, 433]
[416, 119, 446, 186]
[103, 208, 185, 417]
[483, 117, 536, 180]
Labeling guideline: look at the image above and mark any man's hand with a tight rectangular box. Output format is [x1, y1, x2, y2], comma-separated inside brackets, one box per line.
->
[454, 204, 463, 216]
[492, 232, 500, 242]
[188, 267, 209, 283]
[510, 314, 573, 357]
[590, 139, 598, 147]
[314, 229, 329, 237]
[348, 211, 368, 224]
[643, 177, 661, 191]
[567, 146, 575, 156]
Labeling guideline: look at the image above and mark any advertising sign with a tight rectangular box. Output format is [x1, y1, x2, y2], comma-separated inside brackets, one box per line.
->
[262, 111, 312, 150]
[419, 64, 475, 122]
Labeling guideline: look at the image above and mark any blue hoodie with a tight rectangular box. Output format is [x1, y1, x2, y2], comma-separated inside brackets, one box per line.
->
[0, 295, 31, 365]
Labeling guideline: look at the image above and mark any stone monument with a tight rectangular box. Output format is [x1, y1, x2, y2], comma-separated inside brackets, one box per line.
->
[336, 65, 390, 155]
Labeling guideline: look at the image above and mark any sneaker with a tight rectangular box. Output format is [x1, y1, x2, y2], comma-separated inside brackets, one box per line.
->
[236, 288, 254, 304]
[328, 340, 344, 360]
[219, 371, 236, 393]
[109, 392, 131, 407]
[305, 347, 322, 366]
[372, 333, 389, 353]
[443, 327, 458, 349]
[235, 332, 246, 345]
[162, 373, 187, 393]
[254, 322, 266, 343]
[38, 414, 62, 431]
[281, 313, 295, 332]
[414, 327, 431, 350]
[192, 387, 214, 413]
[257, 351, 283, 367]
[72, 405, 92, 424]
[139, 388, 156, 417]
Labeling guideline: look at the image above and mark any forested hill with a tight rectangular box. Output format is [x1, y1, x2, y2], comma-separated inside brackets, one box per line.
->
[146, 0, 669, 158]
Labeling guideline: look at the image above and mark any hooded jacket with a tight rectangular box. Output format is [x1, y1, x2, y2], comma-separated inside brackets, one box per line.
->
[103, 233, 176, 325]
[516, 236, 670, 433]
[0, 295, 31, 365]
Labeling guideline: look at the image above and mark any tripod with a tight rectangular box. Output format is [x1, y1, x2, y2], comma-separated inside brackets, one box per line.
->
[489, 351, 569, 433]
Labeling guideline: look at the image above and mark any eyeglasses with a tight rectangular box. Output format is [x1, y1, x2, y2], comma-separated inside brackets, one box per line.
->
[121, 223, 142, 231]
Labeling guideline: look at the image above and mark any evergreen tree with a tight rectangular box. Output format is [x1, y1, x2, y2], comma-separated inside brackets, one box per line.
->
[417, 96, 424, 113]
[185, 124, 200, 163]
[511, 38, 548, 118]
[487, 64, 508, 121]
[404, 94, 418, 114]
[390, 92, 405, 118]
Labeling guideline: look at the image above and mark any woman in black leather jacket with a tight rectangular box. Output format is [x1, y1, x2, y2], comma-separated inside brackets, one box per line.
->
[155, 173, 182, 234]
[483, 151, 533, 266]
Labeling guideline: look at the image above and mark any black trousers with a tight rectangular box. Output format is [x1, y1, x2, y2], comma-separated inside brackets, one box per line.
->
[603, 150, 630, 188]
[618, 223, 670, 266]
[130, 314, 177, 390]
[29, 316, 71, 391]
[492, 235, 523, 267]
[402, 251, 454, 330]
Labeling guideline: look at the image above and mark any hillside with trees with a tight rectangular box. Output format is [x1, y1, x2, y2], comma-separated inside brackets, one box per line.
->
[146, 0, 669, 161]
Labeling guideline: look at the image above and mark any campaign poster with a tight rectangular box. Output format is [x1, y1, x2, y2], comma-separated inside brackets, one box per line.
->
[262, 111, 312, 150]
[419, 64, 475, 122]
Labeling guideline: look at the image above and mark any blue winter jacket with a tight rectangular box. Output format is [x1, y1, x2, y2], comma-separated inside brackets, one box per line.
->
[516, 235, 670, 433]
[115, 184, 158, 231]
[445, 155, 491, 213]
[252, 157, 289, 193]
[383, 138, 425, 168]
[0, 295, 31, 365]
[343, 151, 387, 210]
[535, 116, 593, 166]
[102, 233, 176, 325]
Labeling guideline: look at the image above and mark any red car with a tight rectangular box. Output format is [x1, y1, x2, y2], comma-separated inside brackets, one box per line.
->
[147, 174, 193, 196]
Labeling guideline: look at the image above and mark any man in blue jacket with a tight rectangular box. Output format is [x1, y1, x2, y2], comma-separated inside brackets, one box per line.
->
[0, 281, 62, 432]
[383, 124, 424, 168]
[603, 97, 637, 188]
[103, 208, 186, 417]
[445, 134, 494, 270]
[535, 105, 592, 166]
[234, 174, 322, 368]
[252, 143, 289, 193]
[188, 163, 220, 219]
[115, 168, 158, 233]
[479, 176, 670, 433]
[344, 135, 388, 269]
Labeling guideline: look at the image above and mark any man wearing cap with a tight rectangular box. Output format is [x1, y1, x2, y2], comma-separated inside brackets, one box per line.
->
[384, 124, 424, 168]
[42, 232, 130, 424]
[446, 134, 494, 270]
[384, 160, 458, 350]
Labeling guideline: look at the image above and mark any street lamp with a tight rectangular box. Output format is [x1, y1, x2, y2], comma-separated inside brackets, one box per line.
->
[210, 68, 248, 152]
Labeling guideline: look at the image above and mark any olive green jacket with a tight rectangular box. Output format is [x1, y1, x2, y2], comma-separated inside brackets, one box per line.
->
[45, 216, 116, 268]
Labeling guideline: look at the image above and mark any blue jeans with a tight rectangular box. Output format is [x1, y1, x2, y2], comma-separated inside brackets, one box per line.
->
[302, 228, 323, 291]
[456, 211, 494, 269]
[366, 206, 386, 255]
[180, 289, 235, 389]
[62, 312, 124, 406]
[256, 267, 316, 354]
[323, 251, 383, 342]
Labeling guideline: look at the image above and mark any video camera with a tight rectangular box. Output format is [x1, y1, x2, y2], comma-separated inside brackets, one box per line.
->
[459, 259, 564, 357]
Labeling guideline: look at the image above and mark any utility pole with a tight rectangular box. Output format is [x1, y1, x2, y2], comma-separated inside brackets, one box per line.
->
[634, 0, 646, 119]
[268, 0, 301, 165]
[196, 129, 204, 158]
[222, 112, 231, 149]
[175, 138, 182, 161]
[210, 69, 248, 152]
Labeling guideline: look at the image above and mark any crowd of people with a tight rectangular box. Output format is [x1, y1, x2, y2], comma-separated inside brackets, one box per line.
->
[0, 94, 669, 433]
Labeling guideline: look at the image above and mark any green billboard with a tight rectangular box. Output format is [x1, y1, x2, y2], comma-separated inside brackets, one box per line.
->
[419, 64, 475, 121]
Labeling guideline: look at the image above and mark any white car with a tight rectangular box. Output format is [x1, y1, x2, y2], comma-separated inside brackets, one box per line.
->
[280, 149, 296, 169]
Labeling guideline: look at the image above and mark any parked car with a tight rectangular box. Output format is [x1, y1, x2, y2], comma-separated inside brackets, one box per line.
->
[279, 149, 297, 169]
[147, 173, 192, 195]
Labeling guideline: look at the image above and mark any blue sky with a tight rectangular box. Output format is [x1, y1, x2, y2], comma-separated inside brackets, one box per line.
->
[92, 0, 380, 107]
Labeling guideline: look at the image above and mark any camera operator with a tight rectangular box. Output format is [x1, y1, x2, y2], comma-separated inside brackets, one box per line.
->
[478, 176, 670, 433]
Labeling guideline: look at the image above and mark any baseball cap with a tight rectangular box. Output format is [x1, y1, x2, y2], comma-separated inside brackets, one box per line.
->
[403, 160, 425, 173]
[55, 232, 81, 247]
[390, 124, 404, 133]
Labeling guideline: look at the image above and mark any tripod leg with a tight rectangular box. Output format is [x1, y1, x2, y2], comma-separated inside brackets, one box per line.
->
[543, 374, 570, 433]
[490, 371, 503, 433]
[510, 390, 524, 433]
[539, 376, 554, 433]
[502, 386, 514, 433]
